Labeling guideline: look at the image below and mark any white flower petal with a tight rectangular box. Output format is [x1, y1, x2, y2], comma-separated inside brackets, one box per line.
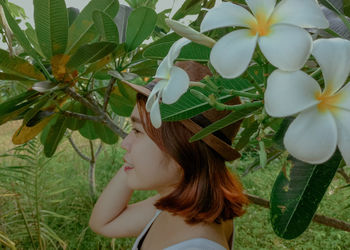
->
[284, 106, 337, 164]
[168, 38, 191, 63]
[333, 83, 350, 111]
[265, 70, 320, 117]
[146, 80, 167, 112]
[155, 56, 171, 79]
[150, 96, 162, 128]
[333, 109, 350, 166]
[165, 19, 216, 48]
[312, 38, 350, 94]
[271, 0, 329, 28]
[200, 2, 255, 32]
[161, 66, 189, 104]
[210, 29, 258, 78]
[259, 24, 312, 71]
[246, 0, 276, 20]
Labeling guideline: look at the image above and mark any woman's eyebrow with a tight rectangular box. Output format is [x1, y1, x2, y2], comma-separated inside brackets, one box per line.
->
[131, 116, 141, 124]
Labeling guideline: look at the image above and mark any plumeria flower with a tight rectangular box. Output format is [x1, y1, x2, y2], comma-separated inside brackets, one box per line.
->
[264, 38, 350, 165]
[200, 0, 329, 78]
[146, 38, 191, 128]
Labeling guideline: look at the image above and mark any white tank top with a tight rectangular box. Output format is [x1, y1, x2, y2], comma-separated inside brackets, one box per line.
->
[131, 209, 234, 250]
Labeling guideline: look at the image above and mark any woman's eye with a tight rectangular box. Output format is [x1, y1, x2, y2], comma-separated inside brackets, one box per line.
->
[132, 128, 141, 134]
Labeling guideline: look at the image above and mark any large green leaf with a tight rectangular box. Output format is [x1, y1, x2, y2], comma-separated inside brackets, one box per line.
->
[172, 0, 203, 20]
[66, 0, 119, 54]
[79, 120, 99, 140]
[93, 10, 119, 43]
[143, 31, 180, 49]
[189, 105, 261, 142]
[143, 41, 211, 62]
[0, 0, 39, 60]
[161, 77, 254, 121]
[43, 114, 68, 157]
[24, 23, 45, 58]
[0, 90, 38, 117]
[23, 93, 54, 125]
[109, 81, 137, 116]
[125, 7, 157, 51]
[67, 7, 79, 27]
[34, 0, 68, 59]
[65, 101, 87, 131]
[0, 49, 46, 80]
[270, 151, 343, 239]
[66, 41, 117, 70]
[93, 122, 118, 144]
[0, 72, 36, 83]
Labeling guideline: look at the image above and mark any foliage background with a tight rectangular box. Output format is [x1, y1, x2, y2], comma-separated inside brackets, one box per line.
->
[1, 121, 349, 249]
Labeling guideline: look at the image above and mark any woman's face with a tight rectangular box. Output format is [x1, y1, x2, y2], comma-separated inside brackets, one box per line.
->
[120, 105, 183, 195]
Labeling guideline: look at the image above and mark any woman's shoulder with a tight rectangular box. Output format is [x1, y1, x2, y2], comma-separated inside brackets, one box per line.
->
[164, 238, 227, 250]
[140, 210, 232, 250]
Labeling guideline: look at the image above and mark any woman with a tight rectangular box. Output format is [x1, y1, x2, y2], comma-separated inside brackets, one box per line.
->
[89, 61, 248, 250]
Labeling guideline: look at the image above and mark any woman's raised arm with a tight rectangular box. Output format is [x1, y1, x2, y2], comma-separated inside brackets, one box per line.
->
[89, 167, 160, 238]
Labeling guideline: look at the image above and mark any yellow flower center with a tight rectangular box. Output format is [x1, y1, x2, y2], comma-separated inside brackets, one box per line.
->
[315, 87, 342, 113]
[249, 12, 273, 37]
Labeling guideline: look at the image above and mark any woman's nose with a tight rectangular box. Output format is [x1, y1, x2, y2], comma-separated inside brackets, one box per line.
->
[121, 134, 131, 151]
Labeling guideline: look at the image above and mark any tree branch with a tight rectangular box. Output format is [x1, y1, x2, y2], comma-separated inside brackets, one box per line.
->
[60, 110, 101, 123]
[95, 142, 103, 158]
[103, 78, 117, 112]
[245, 193, 350, 233]
[337, 168, 350, 184]
[65, 87, 128, 139]
[68, 136, 90, 162]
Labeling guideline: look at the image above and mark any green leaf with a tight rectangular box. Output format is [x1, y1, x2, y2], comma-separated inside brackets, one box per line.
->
[0, 49, 46, 80]
[65, 101, 87, 131]
[93, 10, 119, 43]
[40, 114, 58, 144]
[66, 0, 119, 54]
[24, 23, 45, 58]
[34, 0, 68, 59]
[67, 7, 79, 27]
[0, 72, 36, 83]
[172, 0, 203, 20]
[143, 41, 211, 61]
[79, 120, 99, 140]
[66, 41, 117, 70]
[130, 59, 158, 77]
[93, 122, 118, 144]
[125, 7, 157, 51]
[247, 65, 264, 85]
[43, 114, 68, 157]
[110, 81, 137, 116]
[272, 117, 294, 150]
[270, 151, 343, 239]
[23, 93, 54, 125]
[235, 119, 259, 150]
[161, 77, 253, 121]
[0, 0, 40, 61]
[0, 90, 38, 118]
[143, 31, 180, 49]
[189, 105, 260, 142]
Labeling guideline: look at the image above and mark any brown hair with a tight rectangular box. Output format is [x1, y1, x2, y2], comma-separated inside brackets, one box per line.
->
[136, 93, 248, 224]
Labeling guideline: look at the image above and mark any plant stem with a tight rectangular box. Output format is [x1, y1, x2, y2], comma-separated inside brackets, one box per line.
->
[89, 141, 97, 199]
[220, 88, 262, 99]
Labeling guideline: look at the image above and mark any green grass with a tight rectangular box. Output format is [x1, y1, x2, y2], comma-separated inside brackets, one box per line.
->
[1, 138, 350, 249]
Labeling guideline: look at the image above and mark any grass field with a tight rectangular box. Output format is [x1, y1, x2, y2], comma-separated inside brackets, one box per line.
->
[0, 123, 350, 249]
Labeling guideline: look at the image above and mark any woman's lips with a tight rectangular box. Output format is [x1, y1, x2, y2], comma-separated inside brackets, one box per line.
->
[124, 165, 134, 172]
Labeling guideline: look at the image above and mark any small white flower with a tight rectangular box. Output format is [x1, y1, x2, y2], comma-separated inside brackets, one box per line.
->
[146, 38, 191, 128]
[265, 38, 350, 165]
[200, 0, 329, 78]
